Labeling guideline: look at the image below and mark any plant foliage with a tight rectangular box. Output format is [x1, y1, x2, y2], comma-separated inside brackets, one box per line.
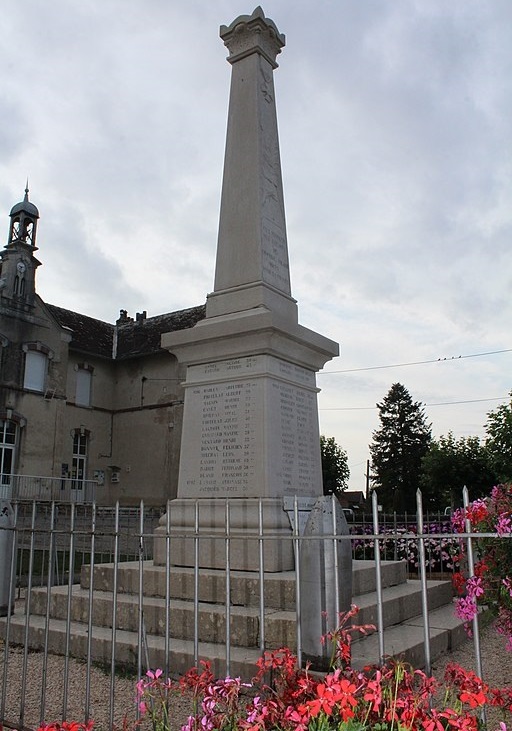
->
[370, 383, 431, 513]
[485, 393, 512, 483]
[452, 483, 512, 651]
[320, 435, 350, 494]
[421, 432, 497, 508]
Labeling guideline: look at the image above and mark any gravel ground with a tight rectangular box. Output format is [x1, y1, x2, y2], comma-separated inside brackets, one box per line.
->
[1, 623, 512, 731]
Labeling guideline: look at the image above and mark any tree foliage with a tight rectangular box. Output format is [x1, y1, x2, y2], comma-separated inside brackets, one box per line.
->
[485, 391, 512, 482]
[320, 435, 350, 494]
[420, 432, 497, 509]
[370, 383, 431, 513]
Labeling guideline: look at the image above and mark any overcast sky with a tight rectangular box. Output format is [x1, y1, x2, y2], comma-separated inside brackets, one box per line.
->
[1, 1, 511, 493]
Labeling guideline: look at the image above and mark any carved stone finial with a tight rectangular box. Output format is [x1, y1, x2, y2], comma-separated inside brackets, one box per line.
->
[220, 6, 285, 68]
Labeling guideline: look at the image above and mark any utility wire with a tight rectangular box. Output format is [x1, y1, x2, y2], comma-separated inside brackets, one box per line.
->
[320, 396, 509, 412]
[319, 348, 512, 375]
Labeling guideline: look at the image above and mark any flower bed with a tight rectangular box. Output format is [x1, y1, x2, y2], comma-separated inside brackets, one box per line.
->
[350, 520, 457, 574]
[37, 607, 512, 731]
[452, 483, 512, 651]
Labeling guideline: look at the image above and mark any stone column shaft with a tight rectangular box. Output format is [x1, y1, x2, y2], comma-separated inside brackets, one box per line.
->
[208, 7, 293, 319]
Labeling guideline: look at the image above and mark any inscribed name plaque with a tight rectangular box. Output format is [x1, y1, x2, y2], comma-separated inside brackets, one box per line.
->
[177, 354, 323, 499]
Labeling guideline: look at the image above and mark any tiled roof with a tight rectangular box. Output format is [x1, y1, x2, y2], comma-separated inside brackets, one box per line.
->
[115, 305, 206, 359]
[47, 305, 114, 358]
[46, 303, 206, 360]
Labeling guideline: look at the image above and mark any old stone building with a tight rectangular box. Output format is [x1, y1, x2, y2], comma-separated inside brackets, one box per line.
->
[0, 188, 205, 504]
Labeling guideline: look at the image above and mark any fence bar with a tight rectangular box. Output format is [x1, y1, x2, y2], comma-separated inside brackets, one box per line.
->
[0, 501, 18, 721]
[293, 496, 302, 667]
[40, 501, 57, 723]
[137, 500, 145, 694]
[393, 511, 398, 562]
[84, 502, 96, 722]
[416, 489, 431, 676]
[331, 493, 340, 618]
[18, 501, 37, 727]
[371, 490, 385, 665]
[194, 499, 200, 667]
[225, 499, 231, 677]
[164, 502, 171, 679]
[462, 486, 486, 725]
[108, 502, 120, 731]
[258, 498, 265, 655]
[62, 503, 76, 719]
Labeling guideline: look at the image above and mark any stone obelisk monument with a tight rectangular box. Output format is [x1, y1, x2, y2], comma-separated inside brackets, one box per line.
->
[155, 7, 339, 572]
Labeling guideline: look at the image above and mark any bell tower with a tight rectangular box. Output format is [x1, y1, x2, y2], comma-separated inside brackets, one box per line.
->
[0, 186, 41, 308]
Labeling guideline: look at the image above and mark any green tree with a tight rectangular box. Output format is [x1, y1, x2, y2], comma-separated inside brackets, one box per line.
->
[370, 383, 431, 513]
[320, 435, 350, 494]
[420, 432, 497, 509]
[485, 391, 512, 482]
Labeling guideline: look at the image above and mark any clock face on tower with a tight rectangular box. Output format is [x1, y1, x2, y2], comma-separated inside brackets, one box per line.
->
[16, 261, 26, 274]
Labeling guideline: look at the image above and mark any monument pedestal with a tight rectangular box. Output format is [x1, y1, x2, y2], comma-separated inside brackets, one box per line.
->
[163, 350, 327, 501]
[153, 345, 335, 572]
[154, 497, 295, 572]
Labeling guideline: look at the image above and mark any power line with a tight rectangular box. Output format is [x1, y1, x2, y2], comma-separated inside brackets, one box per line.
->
[320, 396, 509, 412]
[319, 348, 512, 375]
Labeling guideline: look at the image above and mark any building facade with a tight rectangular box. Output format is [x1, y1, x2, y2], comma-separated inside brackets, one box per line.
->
[0, 189, 205, 504]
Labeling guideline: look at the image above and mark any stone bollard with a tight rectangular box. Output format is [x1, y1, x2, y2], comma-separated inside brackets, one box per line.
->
[299, 495, 352, 669]
[0, 499, 15, 617]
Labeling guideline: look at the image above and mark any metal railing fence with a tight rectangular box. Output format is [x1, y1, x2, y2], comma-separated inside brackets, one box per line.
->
[0, 490, 507, 730]
[0, 474, 98, 503]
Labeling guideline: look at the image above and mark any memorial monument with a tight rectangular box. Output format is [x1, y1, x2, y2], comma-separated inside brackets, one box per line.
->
[154, 7, 339, 572]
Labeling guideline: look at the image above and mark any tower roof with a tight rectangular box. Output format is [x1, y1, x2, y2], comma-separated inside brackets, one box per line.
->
[9, 186, 39, 219]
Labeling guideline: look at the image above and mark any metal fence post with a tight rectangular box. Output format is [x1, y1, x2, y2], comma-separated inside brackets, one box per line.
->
[462, 485, 486, 725]
[371, 490, 385, 665]
[416, 488, 431, 676]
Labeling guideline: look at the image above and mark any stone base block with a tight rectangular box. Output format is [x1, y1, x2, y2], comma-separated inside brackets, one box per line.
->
[153, 497, 295, 572]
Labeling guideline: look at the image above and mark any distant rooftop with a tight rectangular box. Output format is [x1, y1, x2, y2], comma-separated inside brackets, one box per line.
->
[47, 303, 206, 360]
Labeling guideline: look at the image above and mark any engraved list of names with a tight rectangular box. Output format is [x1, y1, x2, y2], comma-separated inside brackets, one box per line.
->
[179, 357, 261, 498]
[178, 355, 322, 499]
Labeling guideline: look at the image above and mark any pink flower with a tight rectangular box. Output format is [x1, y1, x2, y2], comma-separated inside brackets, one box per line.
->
[146, 668, 163, 680]
[455, 596, 478, 623]
[496, 515, 512, 537]
[466, 576, 484, 599]
[181, 717, 197, 731]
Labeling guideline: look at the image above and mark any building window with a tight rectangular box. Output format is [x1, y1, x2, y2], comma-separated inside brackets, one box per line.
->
[72, 430, 88, 490]
[11, 218, 21, 240]
[0, 420, 17, 486]
[75, 365, 93, 407]
[23, 350, 47, 392]
[22, 343, 53, 393]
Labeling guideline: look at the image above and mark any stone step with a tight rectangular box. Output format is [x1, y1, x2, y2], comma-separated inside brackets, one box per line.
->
[80, 558, 408, 608]
[23, 576, 450, 651]
[25, 586, 297, 649]
[353, 578, 454, 630]
[350, 603, 467, 670]
[2, 612, 262, 680]
[1, 558, 462, 681]
[3, 600, 466, 680]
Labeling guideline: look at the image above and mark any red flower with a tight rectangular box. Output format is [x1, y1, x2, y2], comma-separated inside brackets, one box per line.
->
[452, 572, 466, 596]
[363, 670, 382, 712]
[459, 688, 488, 708]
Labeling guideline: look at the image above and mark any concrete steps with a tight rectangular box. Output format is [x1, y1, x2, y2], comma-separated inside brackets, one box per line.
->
[1, 613, 262, 679]
[1, 559, 465, 679]
[351, 604, 468, 670]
